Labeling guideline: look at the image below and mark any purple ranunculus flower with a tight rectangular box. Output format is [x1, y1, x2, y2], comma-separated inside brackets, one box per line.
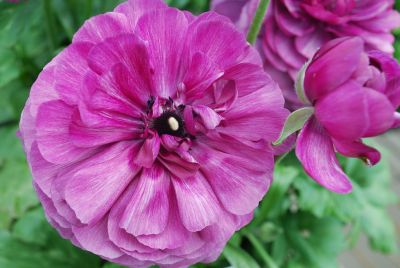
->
[212, 0, 400, 107]
[19, 0, 289, 267]
[296, 37, 400, 194]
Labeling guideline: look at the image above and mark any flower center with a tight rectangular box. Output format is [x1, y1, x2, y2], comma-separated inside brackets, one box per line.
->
[152, 111, 185, 137]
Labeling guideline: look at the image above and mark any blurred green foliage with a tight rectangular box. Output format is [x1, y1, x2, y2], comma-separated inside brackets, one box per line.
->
[0, 0, 398, 267]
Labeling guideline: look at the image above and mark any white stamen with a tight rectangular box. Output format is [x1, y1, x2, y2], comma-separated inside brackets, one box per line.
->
[168, 117, 179, 131]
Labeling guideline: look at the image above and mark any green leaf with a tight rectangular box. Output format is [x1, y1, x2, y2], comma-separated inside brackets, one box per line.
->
[252, 166, 298, 225]
[273, 107, 314, 145]
[0, 208, 101, 268]
[283, 213, 345, 268]
[103, 263, 127, 268]
[223, 243, 260, 268]
[0, 126, 38, 229]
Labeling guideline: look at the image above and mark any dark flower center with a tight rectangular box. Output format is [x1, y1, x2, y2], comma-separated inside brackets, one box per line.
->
[152, 111, 185, 137]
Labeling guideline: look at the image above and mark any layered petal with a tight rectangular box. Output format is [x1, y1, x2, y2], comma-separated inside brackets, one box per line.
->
[120, 164, 170, 236]
[296, 117, 352, 194]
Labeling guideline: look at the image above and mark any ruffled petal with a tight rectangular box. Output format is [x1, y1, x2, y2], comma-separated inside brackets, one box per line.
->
[296, 117, 352, 194]
[63, 142, 139, 224]
[333, 139, 381, 165]
[120, 164, 170, 236]
[172, 172, 220, 232]
[54, 42, 93, 105]
[133, 134, 161, 168]
[73, 12, 130, 44]
[114, 0, 167, 29]
[72, 218, 124, 259]
[135, 8, 189, 98]
[187, 18, 248, 69]
[36, 100, 92, 164]
[191, 139, 272, 215]
[137, 196, 190, 250]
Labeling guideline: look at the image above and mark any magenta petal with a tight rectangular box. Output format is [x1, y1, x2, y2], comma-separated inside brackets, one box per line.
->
[172, 173, 220, 232]
[64, 142, 139, 224]
[137, 197, 190, 250]
[191, 142, 272, 215]
[315, 82, 394, 139]
[114, 0, 167, 29]
[27, 65, 59, 117]
[120, 164, 170, 236]
[29, 143, 58, 197]
[184, 52, 224, 102]
[187, 18, 247, 69]
[54, 42, 93, 105]
[220, 87, 288, 141]
[36, 101, 91, 164]
[73, 218, 124, 259]
[362, 88, 395, 137]
[108, 181, 157, 253]
[133, 135, 161, 168]
[296, 117, 352, 194]
[304, 37, 364, 101]
[315, 81, 368, 140]
[333, 139, 381, 166]
[135, 8, 188, 98]
[192, 105, 223, 130]
[73, 12, 130, 44]
[70, 111, 137, 148]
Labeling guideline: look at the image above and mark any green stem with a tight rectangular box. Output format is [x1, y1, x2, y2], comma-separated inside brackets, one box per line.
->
[247, 233, 279, 268]
[247, 0, 270, 44]
[43, 0, 57, 50]
[275, 150, 291, 166]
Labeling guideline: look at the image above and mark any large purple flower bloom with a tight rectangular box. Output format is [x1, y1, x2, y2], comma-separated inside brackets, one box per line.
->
[296, 37, 400, 194]
[19, 0, 288, 267]
[212, 0, 400, 107]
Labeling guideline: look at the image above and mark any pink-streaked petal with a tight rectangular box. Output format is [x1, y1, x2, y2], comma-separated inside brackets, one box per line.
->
[192, 105, 223, 130]
[191, 141, 272, 215]
[296, 117, 352, 194]
[64, 142, 139, 225]
[158, 152, 199, 180]
[135, 8, 188, 98]
[87, 34, 154, 100]
[36, 100, 92, 164]
[73, 218, 124, 259]
[108, 180, 157, 253]
[333, 139, 381, 166]
[120, 164, 170, 236]
[183, 52, 224, 102]
[133, 135, 161, 168]
[187, 18, 248, 69]
[220, 87, 288, 142]
[69, 110, 137, 148]
[114, 0, 167, 29]
[172, 173, 220, 232]
[28, 65, 59, 116]
[29, 142, 58, 197]
[54, 42, 93, 105]
[137, 196, 190, 250]
[73, 12, 130, 44]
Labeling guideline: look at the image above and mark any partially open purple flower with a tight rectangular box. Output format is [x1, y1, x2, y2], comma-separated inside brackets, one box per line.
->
[19, 0, 288, 267]
[296, 37, 400, 194]
[212, 0, 400, 107]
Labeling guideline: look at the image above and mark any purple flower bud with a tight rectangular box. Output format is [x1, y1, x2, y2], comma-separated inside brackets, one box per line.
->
[296, 37, 400, 194]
